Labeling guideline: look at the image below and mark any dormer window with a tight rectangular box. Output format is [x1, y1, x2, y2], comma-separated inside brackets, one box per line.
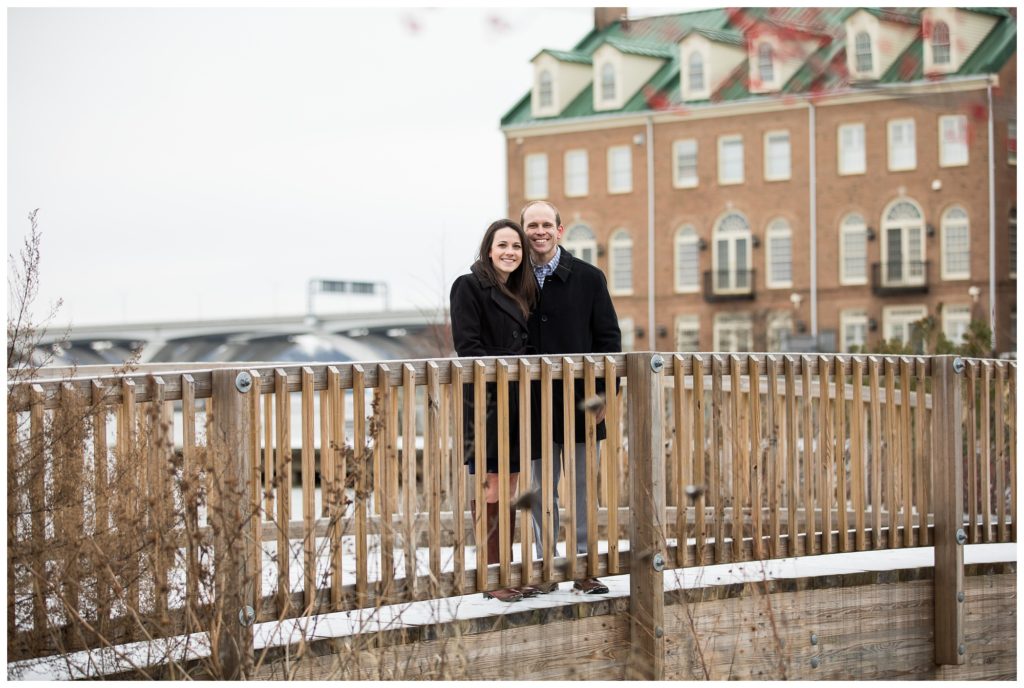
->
[687, 51, 705, 91]
[931, 21, 950, 65]
[600, 63, 616, 102]
[757, 43, 774, 84]
[538, 70, 553, 108]
[855, 31, 873, 72]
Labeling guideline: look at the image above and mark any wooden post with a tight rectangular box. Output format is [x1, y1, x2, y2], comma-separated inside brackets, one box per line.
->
[932, 356, 964, 666]
[209, 370, 255, 679]
[625, 352, 665, 680]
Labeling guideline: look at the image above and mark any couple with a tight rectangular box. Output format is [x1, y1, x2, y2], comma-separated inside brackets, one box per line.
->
[449, 200, 621, 603]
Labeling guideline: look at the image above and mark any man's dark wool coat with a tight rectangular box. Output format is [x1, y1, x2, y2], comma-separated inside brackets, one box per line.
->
[449, 261, 530, 472]
[527, 248, 621, 457]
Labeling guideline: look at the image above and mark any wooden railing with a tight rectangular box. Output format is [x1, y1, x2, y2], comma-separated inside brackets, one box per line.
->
[6, 353, 1016, 677]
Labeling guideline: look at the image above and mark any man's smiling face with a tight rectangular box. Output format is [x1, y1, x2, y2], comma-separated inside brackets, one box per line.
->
[522, 202, 564, 265]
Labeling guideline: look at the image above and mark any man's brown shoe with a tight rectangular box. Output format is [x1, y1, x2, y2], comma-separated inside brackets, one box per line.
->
[533, 580, 560, 594]
[573, 577, 609, 594]
[483, 587, 524, 603]
[513, 585, 542, 598]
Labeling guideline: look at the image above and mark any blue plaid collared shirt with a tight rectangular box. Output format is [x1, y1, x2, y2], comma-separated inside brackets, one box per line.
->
[532, 246, 561, 289]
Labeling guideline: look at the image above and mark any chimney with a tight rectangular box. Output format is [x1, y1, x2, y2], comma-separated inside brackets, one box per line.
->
[594, 7, 627, 32]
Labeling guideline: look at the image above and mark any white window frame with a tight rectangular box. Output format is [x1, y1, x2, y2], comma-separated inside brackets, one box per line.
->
[838, 123, 866, 175]
[757, 42, 775, 87]
[942, 304, 971, 345]
[766, 311, 793, 351]
[674, 314, 700, 352]
[538, 69, 553, 109]
[717, 134, 744, 185]
[713, 312, 753, 352]
[881, 199, 926, 287]
[854, 31, 873, 73]
[619, 316, 635, 352]
[765, 218, 792, 288]
[609, 229, 634, 295]
[673, 139, 698, 188]
[712, 212, 752, 294]
[600, 62, 616, 102]
[564, 149, 589, 198]
[940, 205, 970, 280]
[674, 225, 700, 293]
[931, 21, 951, 66]
[563, 224, 597, 266]
[524, 153, 548, 200]
[883, 305, 927, 347]
[840, 310, 870, 353]
[887, 118, 917, 172]
[763, 130, 791, 181]
[939, 114, 969, 167]
[687, 50, 705, 94]
[607, 145, 632, 194]
[839, 213, 868, 285]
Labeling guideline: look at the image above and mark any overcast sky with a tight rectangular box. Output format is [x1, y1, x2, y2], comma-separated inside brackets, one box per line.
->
[10, 5, 690, 327]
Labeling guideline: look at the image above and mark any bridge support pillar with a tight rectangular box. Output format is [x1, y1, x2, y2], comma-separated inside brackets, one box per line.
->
[625, 352, 666, 680]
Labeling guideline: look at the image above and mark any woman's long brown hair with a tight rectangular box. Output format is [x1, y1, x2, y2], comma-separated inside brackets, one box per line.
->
[474, 218, 538, 320]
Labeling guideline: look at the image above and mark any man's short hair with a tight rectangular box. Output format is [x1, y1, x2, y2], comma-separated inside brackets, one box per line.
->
[519, 200, 561, 228]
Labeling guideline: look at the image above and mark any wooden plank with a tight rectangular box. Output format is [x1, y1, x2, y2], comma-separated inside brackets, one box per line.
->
[818, 356, 832, 554]
[180, 375, 200, 623]
[672, 355, 686, 567]
[450, 361, 466, 596]
[376, 364, 394, 601]
[932, 356, 964, 666]
[966, 362, 978, 543]
[273, 369, 291, 615]
[899, 358, 913, 548]
[748, 355, 763, 560]
[914, 358, 928, 547]
[248, 370, 263, 618]
[91, 381, 111, 629]
[119, 379, 140, 614]
[327, 366, 345, 610]
[884, 359, 899, 549]
[784, 356, 798, 556]
[320, 384, 330, 519]
[729, 356, 745, 562]
[604, 355, 622, 574]
[624, 353, 665, 680]
[767, 355, 781, 558]
[496, 359, 512, 588]
[994, 363, 1007, 542]
[850, 359, 866, 551]
[518, 358, 534, 587]
[56, 383, 85, 624]
[692, 354, 706, 566]
[562, 356, 577, 574]
[835, 357, 848, 552]
[301, 367, 316, 612]
[584, 356, 599, 576]
[868, 358, 882, 548]
[402, 364, 417, 600]
[352, 365, 368, 608]
[264, 388, 275, 520]
[980, 362, 992, 542]
[801, 357, 814, 554]
[473, 360, 487, 592]
[1008, 365, 1017, 542]
[711, 355, 725, 563]
[540, 357, 555, 581]
[209, 370, 255, 678]
[426, 362, 443, 598]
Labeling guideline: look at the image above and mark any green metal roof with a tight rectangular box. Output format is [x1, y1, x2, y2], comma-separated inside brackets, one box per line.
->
[501, 7, 1016, 128]
[534, 49, 592, 65]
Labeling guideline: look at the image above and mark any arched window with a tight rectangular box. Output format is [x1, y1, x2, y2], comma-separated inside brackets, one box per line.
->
[538, 70, 553, 108]
[882, 199, 925, 286]
[712, 212, 752, 293]
[765, 218, 792, 288]
[563, 224, 597, 266]
[758, 43, 774, 84]
[601, 63, 616, 102]
[941, 205, 969, 279]
[932, 21, 950, 65]
[855, 31, 872, 73]
[839, 213, 868, 284]
[609, 230, 633, 294]
[674, 226, 700, 292]
[687, 51, 705, 92]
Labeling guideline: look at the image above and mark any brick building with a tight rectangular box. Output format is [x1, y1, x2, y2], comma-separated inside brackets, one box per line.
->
[501, 7, 1017, 355]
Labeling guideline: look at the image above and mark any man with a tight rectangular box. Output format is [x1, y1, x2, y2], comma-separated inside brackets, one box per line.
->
[521, 200, 621, 595]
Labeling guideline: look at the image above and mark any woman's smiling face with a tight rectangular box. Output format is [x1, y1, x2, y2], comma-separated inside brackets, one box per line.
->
[488, 227, 523, 281]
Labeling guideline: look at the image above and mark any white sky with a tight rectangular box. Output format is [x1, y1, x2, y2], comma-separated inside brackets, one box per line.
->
[7, 4, 686, 327]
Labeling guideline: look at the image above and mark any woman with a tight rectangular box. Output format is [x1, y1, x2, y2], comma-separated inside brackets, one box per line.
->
[449, 219, 538, 602]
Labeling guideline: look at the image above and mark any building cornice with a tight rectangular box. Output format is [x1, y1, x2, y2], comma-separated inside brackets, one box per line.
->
[501, 74, 997, 139]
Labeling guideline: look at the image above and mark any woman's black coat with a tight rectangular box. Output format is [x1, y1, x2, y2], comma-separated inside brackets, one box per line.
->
[449, 262, 530, 472]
